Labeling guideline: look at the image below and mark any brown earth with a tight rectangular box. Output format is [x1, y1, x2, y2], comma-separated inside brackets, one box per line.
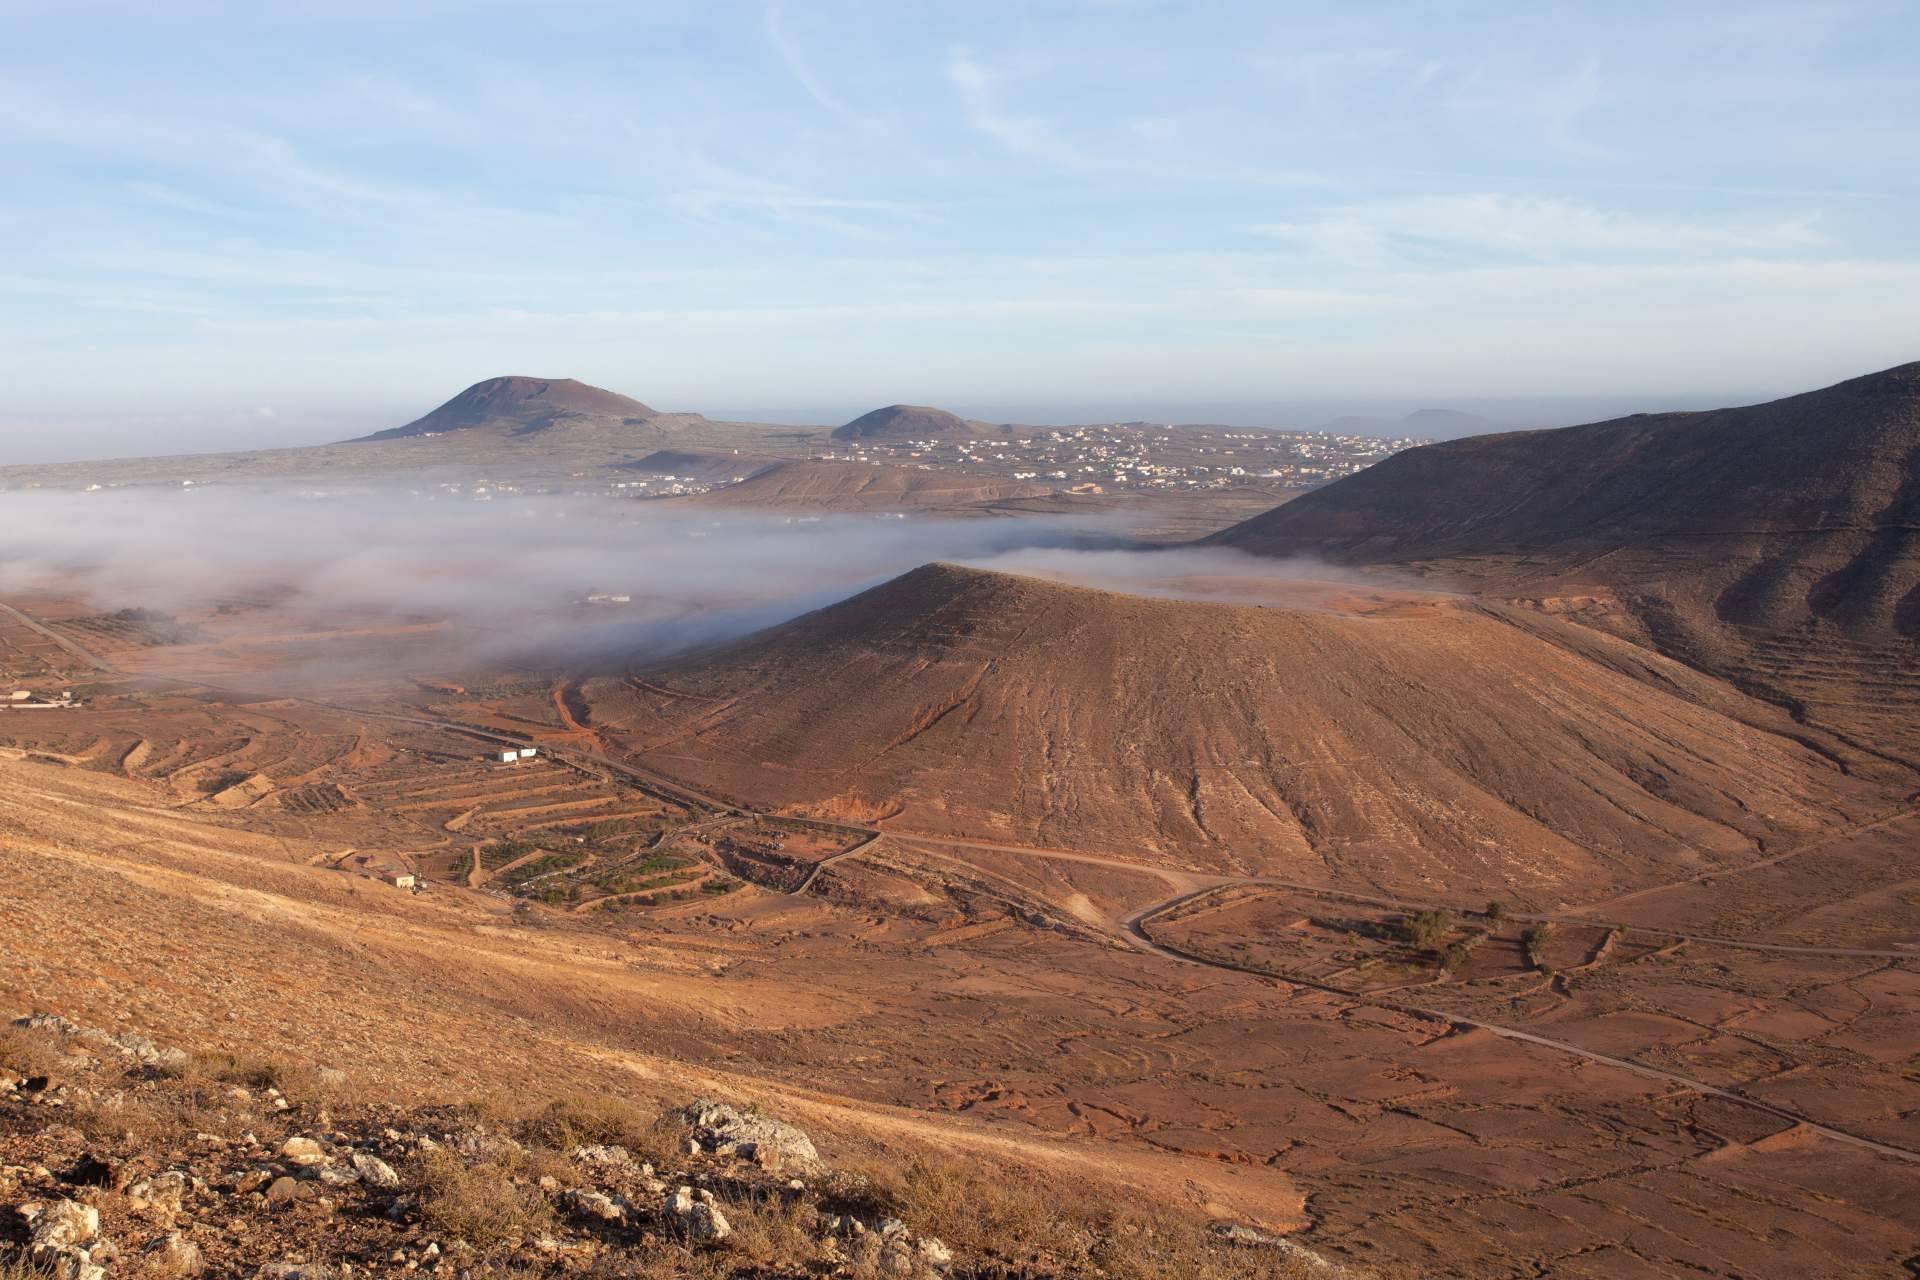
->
[355, 376, 661, 442]
[1209, 361, 1920, 755]
[685, 460, 1056, 513]
[831, 405, 1009, 444]
[587, 563, 1905, 903]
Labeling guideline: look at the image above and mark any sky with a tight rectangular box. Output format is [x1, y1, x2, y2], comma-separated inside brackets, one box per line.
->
[2, 0, 1917, 461]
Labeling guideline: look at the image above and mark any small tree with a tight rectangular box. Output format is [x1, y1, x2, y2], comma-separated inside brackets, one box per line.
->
[1402, 909, 1453, 951]
[1484, 900, 1505, 925]
[1439, 942, 1471, 972]
[1521, 923, 1553, 969]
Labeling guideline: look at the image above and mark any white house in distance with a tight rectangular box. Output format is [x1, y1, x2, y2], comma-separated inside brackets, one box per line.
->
[494, 746, 541, 763]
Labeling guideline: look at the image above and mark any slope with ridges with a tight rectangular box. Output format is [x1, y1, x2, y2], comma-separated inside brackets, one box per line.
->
[1210, 363, 1920, 751]
[589, 564, 1897, 903]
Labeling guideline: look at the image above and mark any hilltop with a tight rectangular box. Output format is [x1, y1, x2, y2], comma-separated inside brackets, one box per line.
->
[585, 563, 1896, 898]
[1212, 361, 1920, 749]
[354, 376, 661, 442]
[1218, 362, 1920, 559]
[831, 405, 1008, 443]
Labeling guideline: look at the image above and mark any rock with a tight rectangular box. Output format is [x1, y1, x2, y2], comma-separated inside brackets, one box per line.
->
[1212, 1225, 1345, 1271]
[568, 1143, 638, 1173]
[280, 1137, 327, 1166]
[350, 1151, 400, 1190]
[316, 1067, 349, 1088]
[916, 1236, 954, 1267]
[21, 1198, 100, 1253]
[678, 1098, 820, 1172]
[256, 1266, 334, 1280]
[147, 1231, 207, 1275]
[449, 1129, 522, 1159]
[127, 1170, 190, 1216]
[14, 1013, 81, 1036]
[564, 1189, 624, 1222]
[265, 1175, 303, 1205]
[107, 1030, 188, 1073]
[49, 1256, 108, 1280]
[666, 1185, 731, 1243]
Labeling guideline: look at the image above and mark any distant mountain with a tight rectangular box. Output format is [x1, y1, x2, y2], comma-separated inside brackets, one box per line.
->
[1316, 408, 1503, 440]
[831, 405, 1007, 443]
[354, 376, 659, 442]
[1214, 361, 1920, 754]
[589, 563, 1887, 898]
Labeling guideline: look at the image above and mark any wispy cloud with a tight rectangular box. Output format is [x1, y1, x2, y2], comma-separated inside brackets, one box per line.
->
[662, 146, 915, 235]
[763, 0, 882, 134]
[1253, 194, 1826, 265]
[947, 48, 1089, 170]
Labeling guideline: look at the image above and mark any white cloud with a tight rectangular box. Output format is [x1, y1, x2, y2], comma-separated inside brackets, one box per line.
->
[763, 0, 882, 133]
[947, 48, 1088, 170]
[1253, 194, 1827, 264]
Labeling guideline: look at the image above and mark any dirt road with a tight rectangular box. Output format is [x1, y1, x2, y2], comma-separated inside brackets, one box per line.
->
[0, 599, 112, 672]
[1121, 886, 1920, 1166]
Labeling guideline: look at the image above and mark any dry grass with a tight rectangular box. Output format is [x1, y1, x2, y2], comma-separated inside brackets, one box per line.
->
[0, 1254, 57, 1280]
[495, 1092, 684, 1169]
[416, 1150, 556, 1251]
[183, 1052, 353, 1107]
[720, 1194, 819, 1271]
[0, 1025, 65, 1078]
[833, 1155, 1379, 1279]
[1087, 1213, 1324, 1280]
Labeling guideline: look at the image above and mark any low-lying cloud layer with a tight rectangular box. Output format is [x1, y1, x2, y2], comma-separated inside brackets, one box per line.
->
[0, 487, 1404, 685]
[0, 488, 1088, 662]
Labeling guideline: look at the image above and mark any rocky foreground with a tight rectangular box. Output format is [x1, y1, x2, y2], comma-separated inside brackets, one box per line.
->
[1, 1016, 1344, 1280]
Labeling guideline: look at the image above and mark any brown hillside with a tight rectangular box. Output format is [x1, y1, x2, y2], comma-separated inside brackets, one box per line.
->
[831, 405, 1007, 443]
[357, 376, 660, 441]
[589, 564, 1899, 902]
[689, 460, 1055, 512]
[1210, 362, 1920, 752]
[622, 449, 778, 481]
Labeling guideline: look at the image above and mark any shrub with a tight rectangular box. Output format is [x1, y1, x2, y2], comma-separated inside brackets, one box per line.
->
[516, 1093, 683, 1168]
[0, 1252, 59, 1280]
[0, 1025, 64, 1078]
[1400, 909, 1453, 951]
[416, 1150, 555, 1250]
[1520, 924, 1554, 969]
[1439, 942, 1471, 972]
[1484, 900, 1505, 924]
[195, 768, 253, 794]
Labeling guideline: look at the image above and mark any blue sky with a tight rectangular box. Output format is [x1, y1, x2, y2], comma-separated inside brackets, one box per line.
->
[3, 0, 1917, 459]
